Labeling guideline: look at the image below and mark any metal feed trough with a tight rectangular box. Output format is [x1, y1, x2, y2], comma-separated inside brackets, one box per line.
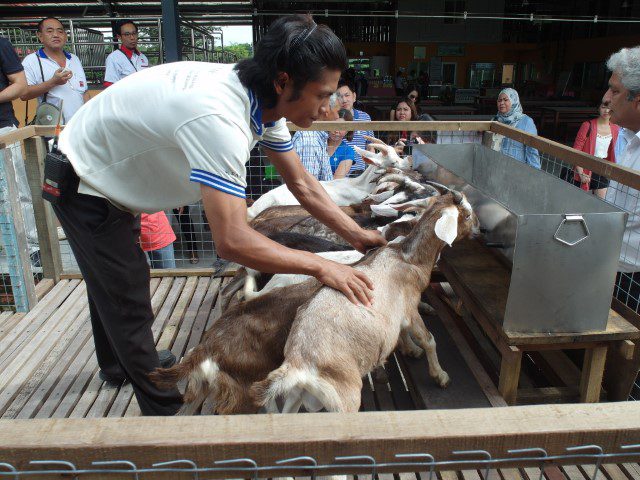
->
[413, 143, 627, 334]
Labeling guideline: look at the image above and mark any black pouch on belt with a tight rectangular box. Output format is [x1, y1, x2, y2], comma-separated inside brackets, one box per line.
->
[42, 147, 73, 205]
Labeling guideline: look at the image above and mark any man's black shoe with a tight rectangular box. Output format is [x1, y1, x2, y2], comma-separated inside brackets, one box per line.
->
[98, 350, 177, 384]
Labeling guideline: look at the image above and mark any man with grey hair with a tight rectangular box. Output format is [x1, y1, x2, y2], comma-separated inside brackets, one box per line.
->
[291, 92, 340, 180]
[603, 46, 640, 311]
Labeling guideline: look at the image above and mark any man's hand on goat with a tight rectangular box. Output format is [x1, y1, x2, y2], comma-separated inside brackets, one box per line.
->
[349, 228, 387, 254]
[315, 261, 375, 307]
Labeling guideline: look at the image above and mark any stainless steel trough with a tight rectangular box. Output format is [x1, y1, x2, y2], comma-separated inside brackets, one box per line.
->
[414, 143, 627, 334]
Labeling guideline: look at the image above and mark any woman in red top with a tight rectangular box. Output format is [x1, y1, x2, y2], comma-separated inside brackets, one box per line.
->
[139, 212, 177, 269]
[572, 103, 620, 199]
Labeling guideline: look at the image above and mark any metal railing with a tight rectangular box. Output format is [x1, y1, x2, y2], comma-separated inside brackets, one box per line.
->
[0, 16, 237, 84]
[0, 402, 639, 476]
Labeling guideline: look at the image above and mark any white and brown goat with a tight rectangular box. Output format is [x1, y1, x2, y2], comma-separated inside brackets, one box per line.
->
[247, 136, 412, 220]
[251, 192, 479, 413]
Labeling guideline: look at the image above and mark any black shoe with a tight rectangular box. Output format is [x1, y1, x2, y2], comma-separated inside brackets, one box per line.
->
[98, 350, 177, 384]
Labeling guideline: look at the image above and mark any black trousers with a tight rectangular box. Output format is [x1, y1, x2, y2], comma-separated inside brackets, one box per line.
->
[52, 173, 182, 416]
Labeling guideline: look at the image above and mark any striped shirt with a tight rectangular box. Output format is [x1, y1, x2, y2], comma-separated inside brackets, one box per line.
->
[59, 62, 292, 212]
[345, 109, 373, 174]
[292, 130, 333, 181]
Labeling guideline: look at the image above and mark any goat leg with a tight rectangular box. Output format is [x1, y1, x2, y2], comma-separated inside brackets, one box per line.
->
[397, 329, 424, 358]
[406, 313, 450, 388]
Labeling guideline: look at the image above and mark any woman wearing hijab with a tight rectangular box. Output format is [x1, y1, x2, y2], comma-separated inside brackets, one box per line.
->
[494, 88, 541, 169]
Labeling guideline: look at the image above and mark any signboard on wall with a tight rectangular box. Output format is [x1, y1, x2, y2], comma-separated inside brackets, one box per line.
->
[414, 46, 426, 60]
[437, 44, 465, 56]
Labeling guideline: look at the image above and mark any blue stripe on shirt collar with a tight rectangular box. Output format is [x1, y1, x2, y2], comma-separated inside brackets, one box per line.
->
[248, 89, 277, 135]
[37, 48, 72, 60]
[248, 89, 263, 136]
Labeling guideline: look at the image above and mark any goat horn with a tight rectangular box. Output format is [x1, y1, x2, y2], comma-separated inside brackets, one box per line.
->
[378, 173, 408, 185]
[420, 183, 440, 196]
[423, 180, 451, 193]
[451, 190, 463, 204]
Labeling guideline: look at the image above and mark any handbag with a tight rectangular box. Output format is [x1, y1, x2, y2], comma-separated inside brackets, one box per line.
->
[25, 55, 64, 126]
[560, 122, 592, 184]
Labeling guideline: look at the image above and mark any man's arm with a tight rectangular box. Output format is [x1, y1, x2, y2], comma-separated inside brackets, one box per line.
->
[0, 71, 27, 103]
[201, 185, 375, 306]
[266, 147, 386, 253]
[20, 68, 71, 101]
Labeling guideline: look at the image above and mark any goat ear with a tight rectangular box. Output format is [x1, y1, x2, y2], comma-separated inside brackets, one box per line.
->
[367, 190, 395, 203]
[370, 203, 400, 217]
[354, 146, 382, 166]
[382, 191, 409, 205]
[434, 206, 459, 246]
[392, 196, 436, 212]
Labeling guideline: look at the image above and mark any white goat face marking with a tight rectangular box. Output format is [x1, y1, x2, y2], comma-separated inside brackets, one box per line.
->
[367, 190, 395, 203]
[391, 196, 435, 213]
[371, 203, 400, 218]
[435, 206, 459, 246]
[461, 196, 473, 215]
[382, 191, 409, 205]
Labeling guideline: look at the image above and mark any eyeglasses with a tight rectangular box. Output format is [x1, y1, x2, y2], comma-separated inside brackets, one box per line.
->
[121, 31, 138, 37]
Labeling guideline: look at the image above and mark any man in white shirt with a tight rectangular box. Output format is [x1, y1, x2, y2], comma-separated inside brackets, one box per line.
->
[20, 17, 89, 123]
[103, 20, 148, 86]
[50, 14, 386, 416]
[602, 46, 640, 311]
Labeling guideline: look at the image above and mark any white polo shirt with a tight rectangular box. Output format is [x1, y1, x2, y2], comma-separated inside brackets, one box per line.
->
[606, 127, 640, 272]
[22, 48, 87, 123]
[104, 46, 148, 84]
[59, 62, 293, 214]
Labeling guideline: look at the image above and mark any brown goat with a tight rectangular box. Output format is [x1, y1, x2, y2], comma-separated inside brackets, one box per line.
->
[149, 280, 321, 414]
[251, 193, 479, 413]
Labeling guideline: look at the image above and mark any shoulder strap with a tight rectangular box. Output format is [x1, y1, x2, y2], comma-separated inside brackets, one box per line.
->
[119, 49, 137, 72]
[36, 53, 48, 103]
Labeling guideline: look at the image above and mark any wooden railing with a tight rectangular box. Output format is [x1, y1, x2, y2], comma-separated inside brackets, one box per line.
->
[1, 121, 640, 311]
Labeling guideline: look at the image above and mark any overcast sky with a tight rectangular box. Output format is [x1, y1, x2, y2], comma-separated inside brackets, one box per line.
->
[220, 25, 253, 45]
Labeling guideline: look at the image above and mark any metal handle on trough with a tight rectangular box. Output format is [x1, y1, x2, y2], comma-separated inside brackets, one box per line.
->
[554, 214, 590, 246]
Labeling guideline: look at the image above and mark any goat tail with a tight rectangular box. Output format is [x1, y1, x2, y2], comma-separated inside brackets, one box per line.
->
[148, 357, 195, 390]
[252, 363, 347, 413]
[148, 347, 216, 396]
[250, 363, 292, 408]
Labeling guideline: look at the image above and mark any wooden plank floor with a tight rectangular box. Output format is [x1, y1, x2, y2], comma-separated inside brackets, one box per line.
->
[2, 275, 640, 480]
[0, 274, 500, 420]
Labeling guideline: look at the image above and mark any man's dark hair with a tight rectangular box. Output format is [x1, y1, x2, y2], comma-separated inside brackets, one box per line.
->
[116, 20, 138, 35]
[37, 17, 64, 32]
[337, 77, 355, 93]
[235, 14, 347, 109]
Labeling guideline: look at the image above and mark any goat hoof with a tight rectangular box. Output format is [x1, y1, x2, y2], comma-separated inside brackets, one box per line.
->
[433, 371, 451, 388]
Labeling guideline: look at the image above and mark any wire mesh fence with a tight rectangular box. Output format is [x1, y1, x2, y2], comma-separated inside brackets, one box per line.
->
[0, 131, 40, 312]
[1, 444, 640, 479]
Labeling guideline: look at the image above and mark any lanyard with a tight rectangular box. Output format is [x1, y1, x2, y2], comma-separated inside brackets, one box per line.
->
[120, 49, 137, 71]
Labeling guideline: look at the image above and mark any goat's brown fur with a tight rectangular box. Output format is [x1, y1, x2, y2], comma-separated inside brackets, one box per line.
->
[149, 280, 322, 414]
[250, 194, 479, 413]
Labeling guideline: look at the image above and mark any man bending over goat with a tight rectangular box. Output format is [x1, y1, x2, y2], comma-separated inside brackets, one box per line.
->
[49, 14, 385, 416]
